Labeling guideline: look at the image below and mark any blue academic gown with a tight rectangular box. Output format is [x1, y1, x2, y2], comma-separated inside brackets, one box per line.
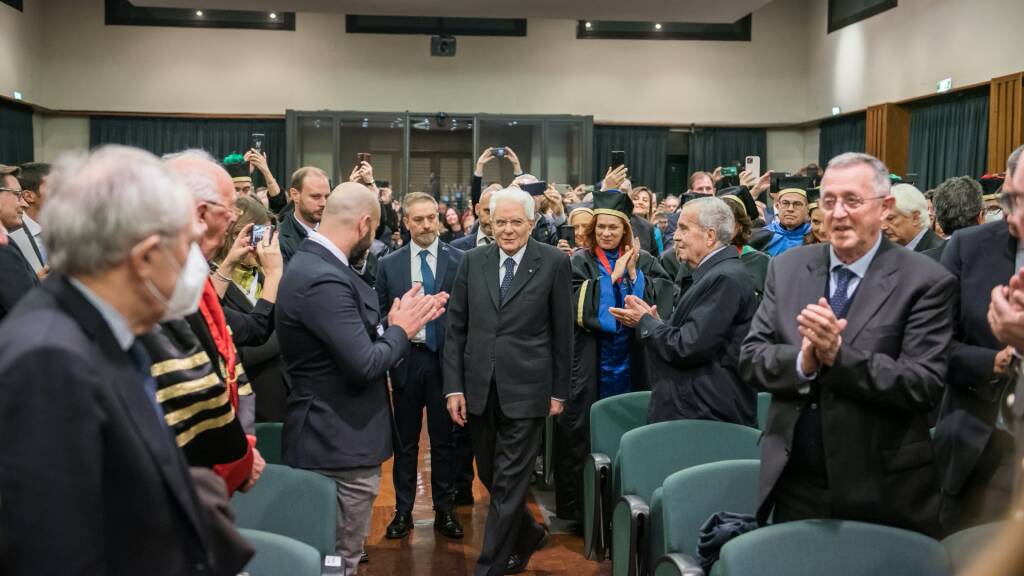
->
[764, 221, 811, 257]
[595, 250, 646, 399]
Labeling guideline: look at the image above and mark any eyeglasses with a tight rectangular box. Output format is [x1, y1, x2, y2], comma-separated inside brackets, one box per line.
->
[999, 193, 1024, 215]
[493, 219, 528, 229]
[819, 195, 887, 212]
[0, 187, 23, 199]
[778, 200, 807, 210]
[204, 199, 243, 218]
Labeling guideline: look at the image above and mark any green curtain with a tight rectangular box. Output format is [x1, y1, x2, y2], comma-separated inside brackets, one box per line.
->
[90, 116, 287, 184]
[907, 90, 989, 190]
[688, 127, 767, 176]
[0, 99, 34, 165]
[818, 113, 866, 166]
[593, 126, 668, 194]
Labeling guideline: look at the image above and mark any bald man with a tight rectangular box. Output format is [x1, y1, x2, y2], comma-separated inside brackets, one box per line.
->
[276, 182, 447, 574]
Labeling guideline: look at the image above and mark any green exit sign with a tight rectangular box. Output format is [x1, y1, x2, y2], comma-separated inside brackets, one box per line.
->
[937, 78, 953, 93]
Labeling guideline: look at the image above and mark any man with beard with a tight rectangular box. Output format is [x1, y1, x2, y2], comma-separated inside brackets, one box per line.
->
[278, 166, 330, 265]
[276, 182, 447, 576]
[452, 184, 499, 251]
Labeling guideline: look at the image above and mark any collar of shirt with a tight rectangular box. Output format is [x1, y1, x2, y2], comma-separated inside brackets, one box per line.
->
[476, 227, 493, 246]
[293, 212, 317, 235]
[68, 277, 135, 351]
[697, 244, 729, 269]
[307, 231, 350, 266]
[829, 232, 883, 279]
[499, 243, 528, 269]
[903, 227, 929, 251]
[21, 213, 41, 237]
[412, 237, 439, 261]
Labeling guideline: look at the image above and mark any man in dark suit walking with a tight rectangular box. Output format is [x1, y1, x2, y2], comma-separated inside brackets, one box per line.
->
[276, 182, 445, 576]
[740, 153, 955, 537]
[277, 166, 329, 265]
[376, 192, 465, 540]
[444, 186, 573, 575]
[0, 146, 250, 576]
[0, 164, 40, 322]
[611, 196, 758, 426]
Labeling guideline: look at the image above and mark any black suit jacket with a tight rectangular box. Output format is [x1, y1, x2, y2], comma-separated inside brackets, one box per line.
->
[914, 228, 945, 253]
[638, 248, 758, 426]
[933, 220, 1016, 495]
[0, 275, 217, 575]
[739, 238, 955, 536]
[631, 215, 660, 255]
[278, 212, 310, 266]
[376, 241, 463, 389]
[276, 241, 409, 469]
[0, 242, 39, 322]
[450, 223, 481, 252]
[443, 238, 573, 419]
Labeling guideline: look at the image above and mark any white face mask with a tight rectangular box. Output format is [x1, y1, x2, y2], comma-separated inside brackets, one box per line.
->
[145, 243, 208, 321]
[985, 209, 1004, 224]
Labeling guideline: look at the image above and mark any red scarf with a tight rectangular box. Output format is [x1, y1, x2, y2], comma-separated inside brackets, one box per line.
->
[198, 279, 239, 408]
[596, 247, 624, 283]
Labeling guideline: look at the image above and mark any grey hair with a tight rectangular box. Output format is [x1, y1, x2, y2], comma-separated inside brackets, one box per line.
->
[42, 145, 193, 275]
[933, 176, 983, 235]
[826, 152, 892, 197]
[890, 183, 931, 228]
[1009, 144, 1024, 177]
[489, 186, 535, 221]
[511, 173, 539, 187]
[687, 196, 735, 246]
[163, 149, 221, 204]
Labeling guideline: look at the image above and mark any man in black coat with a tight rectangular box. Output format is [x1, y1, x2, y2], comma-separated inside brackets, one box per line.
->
[739, 153, 954, 537]
[451, 185, 497, 252]
[376, 192, 465, 540]
[278, 166, 329, 265]
[0, 146, 250, 576]
[0, 165, 39, 322]
[444, 187, 573, 576]
[276, 182, 444, 576]
[611, 197, 758, 425]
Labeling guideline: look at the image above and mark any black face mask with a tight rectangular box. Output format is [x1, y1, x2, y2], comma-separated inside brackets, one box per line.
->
[349, 225, 374, 266]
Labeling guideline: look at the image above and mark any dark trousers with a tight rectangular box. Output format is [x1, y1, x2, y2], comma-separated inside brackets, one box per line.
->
[469, 381, 546, 576]
[770, 471, 833, 524]
[454, 414, 476, 493]
[392, 346, 457, 513]
[940, 429, 1016, 535]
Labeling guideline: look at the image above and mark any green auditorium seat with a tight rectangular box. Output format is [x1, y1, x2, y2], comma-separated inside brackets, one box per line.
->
[756, 393, 771, 430]
[254, 422, 283, 465]
[584, 390, 651, 560]
[239, 528, 322, 576]
[612, 420, 761, 576]
[232, 463, 337, 556]
[942, 522, 1001, 574]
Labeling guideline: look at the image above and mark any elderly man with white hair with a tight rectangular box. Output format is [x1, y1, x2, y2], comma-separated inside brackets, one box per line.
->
[0, 145, 251, 576]
[883, 182, 945, 253]
[444, 186, 573, 575]
[611, 196, 760, 425]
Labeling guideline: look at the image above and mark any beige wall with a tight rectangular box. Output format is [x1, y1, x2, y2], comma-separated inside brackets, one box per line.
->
[36, 0, 810, 124]
[0, 2, 41, 103]
[33, 115, 90, 163]
[766, 127, 820, 174]
[806, 0, 1024, 118]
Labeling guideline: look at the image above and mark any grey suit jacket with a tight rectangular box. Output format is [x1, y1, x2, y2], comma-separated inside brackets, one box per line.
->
[443, 238, 574, 419]
[739, 237, 955, 536]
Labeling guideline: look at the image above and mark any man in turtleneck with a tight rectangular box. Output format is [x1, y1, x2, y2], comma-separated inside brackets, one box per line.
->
[764, 187, 812, 257]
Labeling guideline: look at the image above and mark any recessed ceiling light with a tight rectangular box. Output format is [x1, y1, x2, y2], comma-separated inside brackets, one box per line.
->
[195, 10, 203, 16]
[585, 22, 592, 29]
[655, 23, 662, 30]
[269, 12, 277, 19]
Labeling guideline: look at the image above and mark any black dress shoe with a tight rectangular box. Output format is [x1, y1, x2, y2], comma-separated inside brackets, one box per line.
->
[385, 511, 414, 539]
[504, 527, 550, 574]
[360, 551, 369, 564]
[434, 509, 464, 539]
[452, 488, 474, 507]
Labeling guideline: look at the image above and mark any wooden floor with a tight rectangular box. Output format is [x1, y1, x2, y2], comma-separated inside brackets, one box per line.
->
[361, 428, 611, 576]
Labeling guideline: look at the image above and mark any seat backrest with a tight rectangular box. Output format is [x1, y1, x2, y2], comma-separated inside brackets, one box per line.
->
[942, 522, 1001, 574]
[756, 393, 771, 430]
[618, 420, 761, 501]
[661, 460, 760, 558]
[711, 520, 953, 576]
[590, 391, 651, 457]
[239, 528, 322, 576]
[232, 464, 337, 556]
[254, 422, 283, 465]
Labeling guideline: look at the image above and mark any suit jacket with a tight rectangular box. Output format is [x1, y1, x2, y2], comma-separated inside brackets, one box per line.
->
[631, 215, 660, 255]
[443, 238, 573, 419]
[0, 275, 220, 576]
[914, 228, 945, 253]
[376, 241, 463, 389]
[278, 211, 310, 266]
[450, 223, 482, 252]
[638, 248, 759, 426]
[0, 242, 39, 322]
[276, 241, 409, 469]
[922, 242, 946, 262]
[934, 220, 1016, 495]
[222, 282, 290, 423]
[739, 238, 955, 536]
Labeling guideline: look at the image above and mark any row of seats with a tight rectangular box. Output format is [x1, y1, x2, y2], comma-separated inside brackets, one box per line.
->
[583, 392, 998, 576]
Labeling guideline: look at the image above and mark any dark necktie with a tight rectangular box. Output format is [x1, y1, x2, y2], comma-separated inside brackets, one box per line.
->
[419, 250, 438, 351]
[500, 257, 516, 303]
[127, 341, 170, 428]
[829, 266, 856, 319]
[481, 236, 493, 245]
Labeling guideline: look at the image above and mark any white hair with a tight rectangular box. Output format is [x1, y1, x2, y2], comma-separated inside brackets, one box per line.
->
[490, 186, 535, 221]
[42, 145, 193, 275]
[686, 197, 735, 246]
[511, 173, 539, 188]
[891, 183, 931, 228]
[826, 152, 892, 197]
[163, 149, 221, 204]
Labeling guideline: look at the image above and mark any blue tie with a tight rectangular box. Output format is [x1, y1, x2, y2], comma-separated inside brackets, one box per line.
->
[829, 267, 855, 319]
[500, 257, 516, 303]
[127, 341, 170, 428]
[419, 250, 438, 352]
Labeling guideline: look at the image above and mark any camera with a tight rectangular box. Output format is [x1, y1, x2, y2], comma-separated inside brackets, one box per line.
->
[435, 112, 448, 128]
[493, 147, 506, 158]
[251, 224, 272, 246]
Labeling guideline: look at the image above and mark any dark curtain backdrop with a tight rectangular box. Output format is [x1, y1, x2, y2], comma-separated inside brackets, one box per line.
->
[0, 99, 35, 165]
[593, 126, 668, 194]
[818, 113, 866, 166]
[90, 116, 287, 184]
[688, 127, 767, 175]
[907, 90, 989, 190]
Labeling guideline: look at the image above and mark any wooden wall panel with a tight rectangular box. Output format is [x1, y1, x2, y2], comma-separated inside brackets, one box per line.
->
[988, 72, 1024, 173]
[865, 103, 909, 175]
